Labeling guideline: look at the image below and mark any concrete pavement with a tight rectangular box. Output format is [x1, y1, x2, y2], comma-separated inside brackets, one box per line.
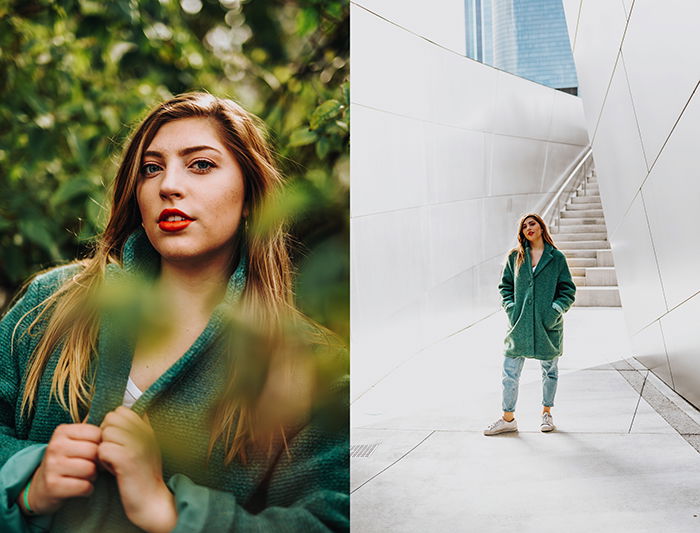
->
[351, 308, 700, 532]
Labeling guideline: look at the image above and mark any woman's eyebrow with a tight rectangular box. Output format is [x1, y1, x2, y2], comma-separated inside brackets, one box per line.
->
[143, 145, 223, 158]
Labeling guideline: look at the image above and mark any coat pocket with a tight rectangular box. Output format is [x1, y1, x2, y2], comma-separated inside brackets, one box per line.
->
[543, 305, 561, 329]
[505, 303, 516, 326]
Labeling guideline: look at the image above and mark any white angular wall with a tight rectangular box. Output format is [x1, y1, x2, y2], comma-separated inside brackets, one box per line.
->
[351, 1, 589, 400]
[563, 0, 700, 406]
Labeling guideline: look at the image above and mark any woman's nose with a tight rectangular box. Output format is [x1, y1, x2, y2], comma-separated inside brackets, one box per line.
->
[159, 165, 186, 199]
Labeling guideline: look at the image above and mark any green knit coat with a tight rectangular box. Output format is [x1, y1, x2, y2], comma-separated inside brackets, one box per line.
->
[498, 241, 576, 360]
[0, 228, 349, 532]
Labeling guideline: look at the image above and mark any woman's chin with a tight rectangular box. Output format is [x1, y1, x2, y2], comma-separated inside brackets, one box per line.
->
[154, 243, 206, 264]
[155, 242, 234, 268]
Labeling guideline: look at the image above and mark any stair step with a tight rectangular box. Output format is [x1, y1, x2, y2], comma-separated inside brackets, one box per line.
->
[585, 267, 618, 286]
[567, 202, 603, 210]
[557, 240, 610, 250]
[563, 249, 599, 259]
[577, 185, 600, 195]
[555, 232, 608, 241]
[573, 275, 586, 285]
[571, 196, 601, 204]
[573, 286, 621, 307]
[567, 257, 597, 268]
[571, 267, 586, 276]
[597, 249, 614, 267]
[561, 209, 604, 218]
[554, 224, 607, 233]
[559, 217, 605, 226]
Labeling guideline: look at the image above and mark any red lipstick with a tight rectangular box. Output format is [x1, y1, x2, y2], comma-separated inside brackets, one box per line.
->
[158, 208, 194, 232]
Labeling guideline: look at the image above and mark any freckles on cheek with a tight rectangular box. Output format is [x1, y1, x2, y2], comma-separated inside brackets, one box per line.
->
[135, 185, 148, 220]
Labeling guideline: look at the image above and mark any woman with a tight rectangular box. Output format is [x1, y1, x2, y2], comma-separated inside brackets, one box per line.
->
[0, 92, 348, 532]
[484, 213, 576, 436]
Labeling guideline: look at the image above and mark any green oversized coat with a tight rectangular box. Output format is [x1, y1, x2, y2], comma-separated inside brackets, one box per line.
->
[498, 241, 576, 360]
[0, 228, 348, 532]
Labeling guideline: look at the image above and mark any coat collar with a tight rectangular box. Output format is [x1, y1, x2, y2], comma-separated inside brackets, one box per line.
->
[87, 227, 248, 424]
[524, 240, 554, 278]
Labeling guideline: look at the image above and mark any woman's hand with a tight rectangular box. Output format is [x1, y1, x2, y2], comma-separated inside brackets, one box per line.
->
[98, 406, 177, 533]
[18, 423, 101, 515]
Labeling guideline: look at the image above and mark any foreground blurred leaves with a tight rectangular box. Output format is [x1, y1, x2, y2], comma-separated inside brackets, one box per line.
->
[0, 0, 349, 340]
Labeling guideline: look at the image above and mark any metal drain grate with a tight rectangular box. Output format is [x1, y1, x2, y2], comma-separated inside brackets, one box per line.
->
[350, 443, 380, 458]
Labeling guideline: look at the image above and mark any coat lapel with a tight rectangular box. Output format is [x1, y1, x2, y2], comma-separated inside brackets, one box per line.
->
[87, 258, 147, 425]
[533, 243, 554, 278]
[87, 228, 247, 424]
[523, 241, 533, 279]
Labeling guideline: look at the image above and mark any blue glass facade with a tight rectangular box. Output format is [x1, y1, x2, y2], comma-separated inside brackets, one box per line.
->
[465, 0, 578, 91]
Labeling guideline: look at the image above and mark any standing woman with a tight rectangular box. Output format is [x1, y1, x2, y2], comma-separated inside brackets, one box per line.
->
[484, 213, 576, 436]
[0, 92, 348, 532]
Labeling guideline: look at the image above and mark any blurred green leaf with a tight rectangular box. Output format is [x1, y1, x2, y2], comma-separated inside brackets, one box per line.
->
[0, 218, 12, 232]
[296, 8, 319, 37]
[309, 99, 343, 130]
[315, 136, 331, 159]
[289, 128, 318, 147]
[18, 219, 61, 260]
[51, 177, 95, 207]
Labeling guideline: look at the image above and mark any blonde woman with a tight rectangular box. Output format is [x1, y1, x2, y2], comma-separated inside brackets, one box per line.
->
[484, 213, 576, 436]
[0, 92, 348, 532]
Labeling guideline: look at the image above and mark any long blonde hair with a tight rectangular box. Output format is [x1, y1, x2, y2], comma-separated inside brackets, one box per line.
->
[18, 91, 309, 463]
[512, 213, 557, 269]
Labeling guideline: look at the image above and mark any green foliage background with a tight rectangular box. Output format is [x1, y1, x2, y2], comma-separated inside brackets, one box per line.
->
[0, 0, 349, 340]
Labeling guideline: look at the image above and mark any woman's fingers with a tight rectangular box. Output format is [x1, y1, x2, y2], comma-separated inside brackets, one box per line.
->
[58, 457, 99, 482]
[101, 406, 148, 434]
[25, 423, 102, 515]
[100, 424, 133, 447]
[55, 423, 102, 444]
[97, 441, 125, 476]
[48, 476, 95, 499]
[56, 439, 99, 461]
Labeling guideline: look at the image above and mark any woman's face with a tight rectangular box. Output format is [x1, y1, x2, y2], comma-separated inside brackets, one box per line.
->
[136, 117, 247, 269]
[522, 217, 542, 242]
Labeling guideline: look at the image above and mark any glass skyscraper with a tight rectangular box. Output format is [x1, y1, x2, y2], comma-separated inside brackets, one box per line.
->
[465, 0, 578, 92]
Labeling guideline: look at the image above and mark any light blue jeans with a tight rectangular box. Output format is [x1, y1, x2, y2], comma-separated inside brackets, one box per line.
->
[502, 356, 559, 412]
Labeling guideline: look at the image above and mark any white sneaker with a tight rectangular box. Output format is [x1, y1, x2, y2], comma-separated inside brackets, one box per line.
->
[540, 412, 555, 432]
[484, 417, 518, 436]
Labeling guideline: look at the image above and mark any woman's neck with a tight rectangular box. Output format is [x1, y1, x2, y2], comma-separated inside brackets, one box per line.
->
[158, 254, 233, 316]
[529, 238, 545, 251]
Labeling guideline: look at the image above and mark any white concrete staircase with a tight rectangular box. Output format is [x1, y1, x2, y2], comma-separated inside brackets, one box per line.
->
[552, 172, 621, 307]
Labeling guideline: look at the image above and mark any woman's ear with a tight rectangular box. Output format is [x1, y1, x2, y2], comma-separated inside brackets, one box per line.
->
[242, 205, 249, 218]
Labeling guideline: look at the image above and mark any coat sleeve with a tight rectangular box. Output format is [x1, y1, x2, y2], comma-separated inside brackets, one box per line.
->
[498, 253, 516, 310]
[552, 254, 576, 314]
[168, 422, 350, 533]
[0, 276, 55, 532]
[167, 378, 349, 533]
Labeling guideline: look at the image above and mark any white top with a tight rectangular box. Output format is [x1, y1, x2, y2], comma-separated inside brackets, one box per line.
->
[533, 265, 537, 272]
[122, 376, 143, 408]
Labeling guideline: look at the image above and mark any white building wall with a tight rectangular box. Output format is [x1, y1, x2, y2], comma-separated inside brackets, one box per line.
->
[351, 2, 589, 400]
[563, 0, 700, 406]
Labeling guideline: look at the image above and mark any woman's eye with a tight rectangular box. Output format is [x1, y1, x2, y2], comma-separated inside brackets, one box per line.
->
[141, 163, 161, 175]
[191, 160, 215, 172]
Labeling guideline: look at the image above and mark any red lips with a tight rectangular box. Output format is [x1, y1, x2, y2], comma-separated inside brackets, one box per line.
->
[158, 208, 194, 233]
